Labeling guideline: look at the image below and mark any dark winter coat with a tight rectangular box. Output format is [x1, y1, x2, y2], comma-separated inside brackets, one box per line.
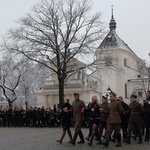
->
[87, 102, 101, 119]
[60, 102, 72, 127]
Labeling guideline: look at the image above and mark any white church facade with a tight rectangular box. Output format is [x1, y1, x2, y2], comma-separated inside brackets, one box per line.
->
[37, 58, 101, 108]
[37, 10, 149, 108]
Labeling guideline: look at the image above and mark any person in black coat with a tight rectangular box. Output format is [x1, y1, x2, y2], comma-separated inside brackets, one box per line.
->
[56, 97, 72, 143]
[143, 90, 150, 141]
[118, 96, 129, 141]
[87, 96, 101, 146]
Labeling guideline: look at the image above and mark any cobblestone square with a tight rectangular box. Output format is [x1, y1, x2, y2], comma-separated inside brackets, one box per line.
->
[0, 127, 150, 150]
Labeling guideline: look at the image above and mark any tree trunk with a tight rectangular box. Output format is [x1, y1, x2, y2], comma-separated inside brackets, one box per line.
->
[58, 77, 64, 108]
[8, 100, 13, 109]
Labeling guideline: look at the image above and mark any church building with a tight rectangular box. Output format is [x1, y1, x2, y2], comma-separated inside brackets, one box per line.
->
[95, 8, 148, 103]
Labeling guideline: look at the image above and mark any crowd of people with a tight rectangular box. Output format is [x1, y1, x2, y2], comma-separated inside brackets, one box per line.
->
[0, 105, 62, 127]
[56, 90, 150, 148]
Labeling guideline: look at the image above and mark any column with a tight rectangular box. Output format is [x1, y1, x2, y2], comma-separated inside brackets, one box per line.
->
[44, 95, 48, 108]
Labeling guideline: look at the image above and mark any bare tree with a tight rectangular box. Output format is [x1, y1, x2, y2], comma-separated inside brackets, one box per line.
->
[0, 54, 28, 108]
[138, 64, 150, 96]
[2, 0, 106, 106]
[17, 62, 50, 107]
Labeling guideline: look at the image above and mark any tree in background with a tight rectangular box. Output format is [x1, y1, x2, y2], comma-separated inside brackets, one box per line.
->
[1, 0, 117, 107]
[0, 54, 28, 108]
[16, 62, 50, 107]
[0, 52, 50, 108]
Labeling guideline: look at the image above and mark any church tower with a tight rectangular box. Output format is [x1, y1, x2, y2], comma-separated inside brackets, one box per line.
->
[95, 8, 145, 102]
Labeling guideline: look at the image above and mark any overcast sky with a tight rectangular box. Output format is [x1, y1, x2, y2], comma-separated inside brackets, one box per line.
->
[0, 0, 149, 64]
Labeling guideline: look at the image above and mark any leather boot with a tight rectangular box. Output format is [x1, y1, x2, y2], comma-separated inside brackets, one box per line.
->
[77, 130, 84, 144]
[88, 133, 95, 146]
[56, 131, 66, 143]
[85, 128, 92, 141]
[71, 132, 78, 145]
[110, 133, 116, 142]
[101, 135, 109, 147]
[123, 132, 127, 142]
[96, 133, 101, 145]
[138, 137, 143, 144]
[138, 132, 143, 144]
[124, 137, 130, 144]
[115, 134, 121, 147]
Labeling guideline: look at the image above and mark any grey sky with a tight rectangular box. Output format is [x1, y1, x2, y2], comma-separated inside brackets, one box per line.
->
[0, 0, 149, 63]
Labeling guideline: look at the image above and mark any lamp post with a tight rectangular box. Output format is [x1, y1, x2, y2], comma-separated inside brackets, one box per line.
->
[104, 86, 112, 100]
[25, 101, 28, 110]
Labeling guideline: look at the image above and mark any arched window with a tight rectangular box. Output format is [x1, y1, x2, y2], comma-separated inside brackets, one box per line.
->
[124, 58, 128, 67]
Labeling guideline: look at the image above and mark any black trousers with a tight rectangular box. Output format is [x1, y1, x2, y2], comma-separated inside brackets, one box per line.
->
[121, 120, 128, 139]
[145, 114, 150, 140]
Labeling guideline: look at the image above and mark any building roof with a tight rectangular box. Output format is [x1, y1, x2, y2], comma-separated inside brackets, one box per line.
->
[97, 8, 145, 65]
[98, 8, 131, 51]
[43, 83, 84, 89]
[98, 30, 131, 51]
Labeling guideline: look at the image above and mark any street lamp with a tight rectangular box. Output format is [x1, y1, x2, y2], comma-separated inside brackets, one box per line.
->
[104, 86, 112, 99]
[25, 101, 28, 110]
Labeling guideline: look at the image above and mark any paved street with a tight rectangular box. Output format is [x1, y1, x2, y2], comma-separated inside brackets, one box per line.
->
[0, 127, 150, 150]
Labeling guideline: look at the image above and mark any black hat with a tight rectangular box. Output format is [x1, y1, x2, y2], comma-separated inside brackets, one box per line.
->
[130, 94, 137, 99]
[102, 96, 107, 101]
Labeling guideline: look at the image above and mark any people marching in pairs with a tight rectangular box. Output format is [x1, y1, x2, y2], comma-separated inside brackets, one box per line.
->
[55, 90, 150, 147]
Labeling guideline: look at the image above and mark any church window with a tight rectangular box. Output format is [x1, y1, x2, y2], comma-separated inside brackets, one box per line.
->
[124, 58, 128, 67]
[105, 58, 112, 66]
